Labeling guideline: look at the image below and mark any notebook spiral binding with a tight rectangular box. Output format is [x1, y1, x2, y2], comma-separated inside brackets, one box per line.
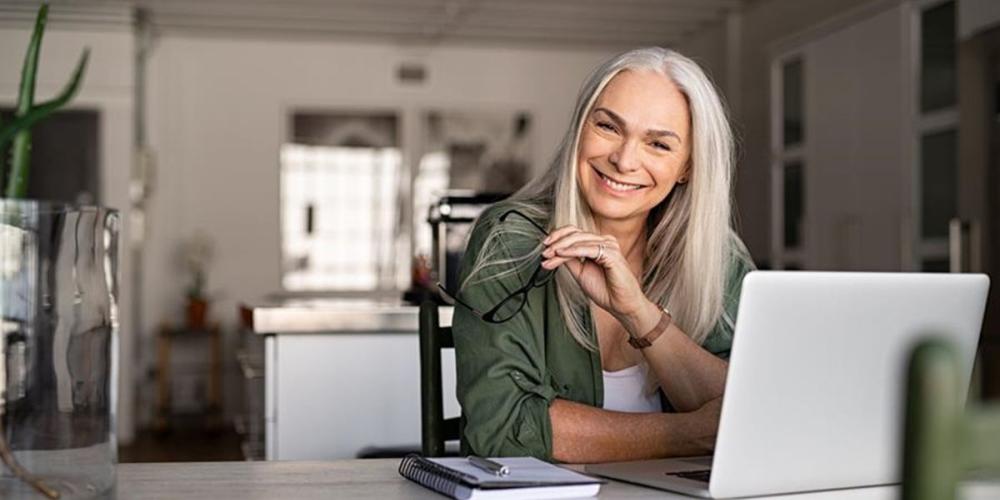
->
[399, 454, 478, 497]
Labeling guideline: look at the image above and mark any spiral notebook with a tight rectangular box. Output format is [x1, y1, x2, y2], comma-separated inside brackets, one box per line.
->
[398, 454, 604, 500]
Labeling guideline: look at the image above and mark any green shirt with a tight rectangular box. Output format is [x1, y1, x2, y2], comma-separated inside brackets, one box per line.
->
[452, 202, 754, 461]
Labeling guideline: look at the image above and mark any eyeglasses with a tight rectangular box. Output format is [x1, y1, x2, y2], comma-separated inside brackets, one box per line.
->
[437, 209, 554, 324]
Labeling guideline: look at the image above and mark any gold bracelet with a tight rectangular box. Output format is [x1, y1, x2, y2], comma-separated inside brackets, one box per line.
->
[628, 308, 672, 349]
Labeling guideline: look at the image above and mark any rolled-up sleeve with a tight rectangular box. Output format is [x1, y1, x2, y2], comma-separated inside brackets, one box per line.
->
[453, 211, 556, 460]
[702, 239, 756, 359]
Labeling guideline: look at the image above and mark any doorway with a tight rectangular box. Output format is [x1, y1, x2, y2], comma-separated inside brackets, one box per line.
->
[0, 108, 100, 204]
[973, 26, 1000, 399]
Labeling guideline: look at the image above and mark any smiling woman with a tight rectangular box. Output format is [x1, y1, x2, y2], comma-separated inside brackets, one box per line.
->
[448, 47, 755, 464]
[577, 71, 691, 225]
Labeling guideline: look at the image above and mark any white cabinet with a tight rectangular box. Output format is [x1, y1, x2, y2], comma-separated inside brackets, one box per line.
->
[255, 303, 457, 460]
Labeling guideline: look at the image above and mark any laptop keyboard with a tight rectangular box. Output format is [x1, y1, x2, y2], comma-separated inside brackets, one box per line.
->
[667, 469, 712, 483]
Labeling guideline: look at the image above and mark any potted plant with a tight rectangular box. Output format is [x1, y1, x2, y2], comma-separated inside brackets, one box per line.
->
[178, 231, 214, 330]
[0, 4, 117, 499]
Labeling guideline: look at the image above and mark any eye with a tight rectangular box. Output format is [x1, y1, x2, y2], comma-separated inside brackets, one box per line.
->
[651, 141, 671, 151]
[595, 121, 617, 133]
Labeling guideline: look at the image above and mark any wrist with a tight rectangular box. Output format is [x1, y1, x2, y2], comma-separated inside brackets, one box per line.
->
[618, 298, 663, 338]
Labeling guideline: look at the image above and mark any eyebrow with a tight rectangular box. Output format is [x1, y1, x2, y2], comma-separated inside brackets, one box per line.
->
[593, 107, 682, 144]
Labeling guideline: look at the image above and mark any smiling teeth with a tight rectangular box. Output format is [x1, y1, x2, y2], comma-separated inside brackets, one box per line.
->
[598, 171, 642, 191]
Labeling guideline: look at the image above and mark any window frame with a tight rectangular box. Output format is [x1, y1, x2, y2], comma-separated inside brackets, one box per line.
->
[770, 51, 808, 270]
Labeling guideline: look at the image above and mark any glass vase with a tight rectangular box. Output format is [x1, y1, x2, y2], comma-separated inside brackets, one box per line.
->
[0, 200, 119, 499]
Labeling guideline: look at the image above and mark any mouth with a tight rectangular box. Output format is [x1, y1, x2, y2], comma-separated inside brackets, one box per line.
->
[591, 165, 649, 192]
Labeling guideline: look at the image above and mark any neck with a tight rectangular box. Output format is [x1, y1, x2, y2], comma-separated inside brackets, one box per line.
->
[594, 215, 647, 273]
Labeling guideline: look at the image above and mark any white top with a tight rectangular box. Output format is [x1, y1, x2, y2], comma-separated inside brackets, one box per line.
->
[601, 363, 661, 413]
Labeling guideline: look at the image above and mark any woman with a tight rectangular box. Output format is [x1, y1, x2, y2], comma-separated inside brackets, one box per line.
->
[448, 47, 755, 464]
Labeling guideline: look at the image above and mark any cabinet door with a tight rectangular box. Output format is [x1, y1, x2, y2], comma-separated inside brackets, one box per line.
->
[267, 332, 458, 460]
[803, 5, 908, 271]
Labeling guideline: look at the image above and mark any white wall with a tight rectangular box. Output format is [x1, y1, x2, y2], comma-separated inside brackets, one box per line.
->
[0, 25, 136, 443]
[143, 35, 616, 422]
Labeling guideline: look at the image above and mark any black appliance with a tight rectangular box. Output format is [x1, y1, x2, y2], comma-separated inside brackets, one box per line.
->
[427, 191, 508, 294]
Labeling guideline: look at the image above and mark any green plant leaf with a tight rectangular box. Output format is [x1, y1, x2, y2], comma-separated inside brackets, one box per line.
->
[2, 48, 89, 198]
[16, 3, 46, 113]
[6, 3, 48, 199]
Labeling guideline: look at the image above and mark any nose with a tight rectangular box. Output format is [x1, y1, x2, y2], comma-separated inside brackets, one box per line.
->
[608, 139, 641, 173]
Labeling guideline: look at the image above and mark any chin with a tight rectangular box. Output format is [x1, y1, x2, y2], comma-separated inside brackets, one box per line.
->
[584, 195, 649, 224]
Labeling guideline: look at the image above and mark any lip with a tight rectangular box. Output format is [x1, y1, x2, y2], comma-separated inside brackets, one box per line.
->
[590, 165, 649, 195]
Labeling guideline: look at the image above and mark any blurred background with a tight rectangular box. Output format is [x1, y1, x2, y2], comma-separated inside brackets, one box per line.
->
[0, 0, 997, 463]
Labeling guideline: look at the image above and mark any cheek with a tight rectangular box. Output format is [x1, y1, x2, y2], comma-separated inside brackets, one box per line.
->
[575, 136, 601, 183]
[577, 133, 603, 161]
[579, 125, 623, 157]
[577, 158, 597, 201]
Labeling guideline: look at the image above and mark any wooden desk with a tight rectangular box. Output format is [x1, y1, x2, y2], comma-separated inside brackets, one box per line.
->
[117, 459, 1000, 499]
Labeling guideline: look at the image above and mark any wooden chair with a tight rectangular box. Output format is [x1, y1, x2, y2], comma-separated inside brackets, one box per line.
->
[902, 338, 1000, 500]
[419, 301, 461, 457]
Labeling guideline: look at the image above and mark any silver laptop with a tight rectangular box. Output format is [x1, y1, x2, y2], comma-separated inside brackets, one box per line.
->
[587, 271, 990, 498]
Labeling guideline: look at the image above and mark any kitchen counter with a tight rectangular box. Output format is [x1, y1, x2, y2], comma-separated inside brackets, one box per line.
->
[245, 298, 453, 334]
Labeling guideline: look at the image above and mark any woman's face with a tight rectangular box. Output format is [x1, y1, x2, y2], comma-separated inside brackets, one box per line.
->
[576, 69, 692, 227]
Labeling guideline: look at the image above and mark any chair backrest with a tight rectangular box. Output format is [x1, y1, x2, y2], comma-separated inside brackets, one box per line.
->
[419, 301, 460, 457]
[902, 338, 1000, 500]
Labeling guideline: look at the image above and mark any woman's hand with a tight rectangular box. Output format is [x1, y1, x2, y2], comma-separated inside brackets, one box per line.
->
[541, 225, 649, 319]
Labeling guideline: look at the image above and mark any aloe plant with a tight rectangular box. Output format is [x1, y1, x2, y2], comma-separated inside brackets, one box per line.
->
[0, 3, 90, 199]
[1, 4, 90, 498]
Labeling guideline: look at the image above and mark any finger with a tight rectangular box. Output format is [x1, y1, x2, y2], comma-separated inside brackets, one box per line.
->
[553, 243, 614, 264]
[558, 236, 620, 260]
[542, 254, 585, 277]
[541, 255, 579, 270]
[542, 225, 582, 245]
[542, 232, 605, 258]
[548, 231, 620, 249]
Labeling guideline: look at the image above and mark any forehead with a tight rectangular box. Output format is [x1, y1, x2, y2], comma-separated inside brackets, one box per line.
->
[594, 69, 690, 134]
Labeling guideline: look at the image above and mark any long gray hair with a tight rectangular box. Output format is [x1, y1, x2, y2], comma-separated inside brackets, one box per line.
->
[461, 47, 740, 350]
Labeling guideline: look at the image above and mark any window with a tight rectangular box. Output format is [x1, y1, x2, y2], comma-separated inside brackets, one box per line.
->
[0, 108, 99, 204]
[412, 110, 532, 261]
[772, 56, 806, 269]
[783, 161, 804, 249]
[920, 1, 956, 112]
[280, 112, 401, 291]
[920, 129, 957, 240]
[914, 0, 957, 272]
[782, 60, 805, 147]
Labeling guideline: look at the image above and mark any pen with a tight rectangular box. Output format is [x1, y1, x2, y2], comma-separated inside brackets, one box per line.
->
[468, 455, 510, 476]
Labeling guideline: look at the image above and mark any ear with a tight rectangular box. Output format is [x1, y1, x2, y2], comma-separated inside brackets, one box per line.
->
[677, 160, 692, 184]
